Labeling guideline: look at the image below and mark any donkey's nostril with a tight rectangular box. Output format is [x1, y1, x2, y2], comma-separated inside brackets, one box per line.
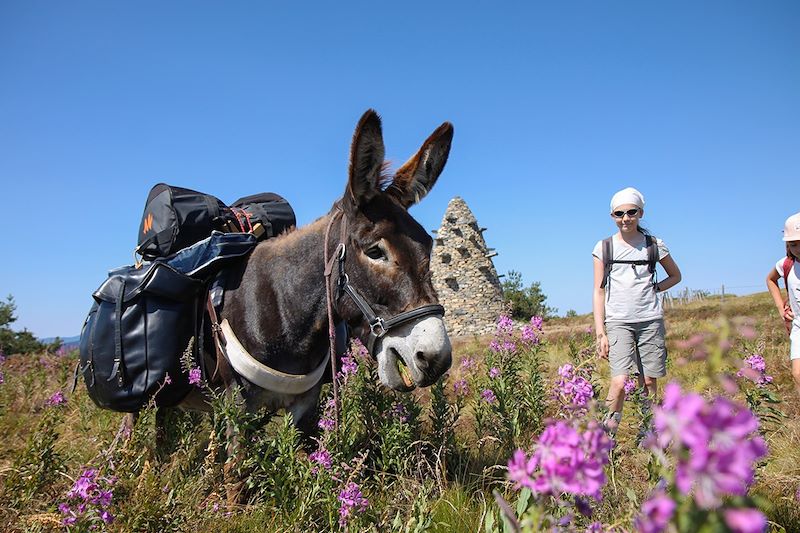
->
[414, 351, 430, 370]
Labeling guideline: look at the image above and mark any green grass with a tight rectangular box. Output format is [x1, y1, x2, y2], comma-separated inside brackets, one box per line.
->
[1, 291, 798, 531]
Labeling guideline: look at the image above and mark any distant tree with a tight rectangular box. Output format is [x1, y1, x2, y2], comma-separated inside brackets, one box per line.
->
[501, 271, 557, 320]
[0, 295, 45, 355]
[565, 309, 578, 318]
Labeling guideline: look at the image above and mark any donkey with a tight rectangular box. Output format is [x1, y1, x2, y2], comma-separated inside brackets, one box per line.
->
[160, 110, 454, 496]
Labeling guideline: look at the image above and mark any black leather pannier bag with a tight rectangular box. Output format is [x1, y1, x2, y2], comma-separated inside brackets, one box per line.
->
[230, 192, 296, 240]
[136, 184, 296, 260]
[79, 233, 257, 412]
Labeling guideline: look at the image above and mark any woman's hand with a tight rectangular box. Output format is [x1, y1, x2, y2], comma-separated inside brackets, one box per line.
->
[596, 332, 609, 359]
[783, 300, 794, 322]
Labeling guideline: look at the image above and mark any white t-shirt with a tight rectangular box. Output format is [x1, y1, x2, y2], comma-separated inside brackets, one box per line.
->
[775, 257, 800, 328]
[593, 234, 670, 323]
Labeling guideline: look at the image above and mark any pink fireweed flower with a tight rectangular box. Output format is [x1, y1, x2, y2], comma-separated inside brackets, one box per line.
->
[188, 367, 202, 385]
[46, 390, 67, 407]
[558, 364, 574, 379]
[489, 366, 501, 379]
[459, 356, 477, 374]
[391, 402, 409, 422]
[521, 325, 540, 345]
[502, 340, 517, 353]
[634, 490, 676, 533]
[453, 379, 470, 397]
[309, 448, 332, 471]
[623, 377, 637, 398]
[351, 338, 370, 360]
[497, 315, 514, 335]
[489, 340, 502, 353]
[318, 417, 335, 431]
[737, 354, 773, 387]
[506, 420, 612, 499]
[653, 383, 768, 509]
[481, 389, 497, 404]
[723, 508, 767, 533]
[531, 316, 544, 330]
[338, 482, 368, 527]
[318, 397, 337, 431]
[556, 368, 594, 409]
[340, 354, 357, 376]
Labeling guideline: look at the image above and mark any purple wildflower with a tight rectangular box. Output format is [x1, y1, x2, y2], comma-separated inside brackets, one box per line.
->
[737, 354, 773, 387]
[318, 417, 335, 431]
[309, 448, 332, 471]
[556, 367, 594, 409]
[99, 510, 114, 524]
[489, 366, 501, 379]
[351, 338, 370, 360]
[653, 383, 768, 509]
[723, 508, 767, 533]
[453, 379, 470, 397]
[340, 355, 357, 376]
[0, 371, 4, 385]
[558, 364, 574, 379]
[188, 367, 202, 386]
[585, 523, 604, 533]
[531, 316, 544, 330]
[459, 355, 476, 373]
[338, 482, 368, 527]
[507, 420, 612, 499]
[497, 315, 514, 335]
[481, 389, 497, 404]
[502, 340, 517, 353]
[489, 340, 502, 353]
[391, 402, 410, 423]
[521, 325, 539, 345]
[623, 377, 637, 398]
[634, 491, 675, 533]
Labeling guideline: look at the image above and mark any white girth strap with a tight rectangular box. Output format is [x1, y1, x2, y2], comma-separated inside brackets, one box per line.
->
[220, 319, 330, 395]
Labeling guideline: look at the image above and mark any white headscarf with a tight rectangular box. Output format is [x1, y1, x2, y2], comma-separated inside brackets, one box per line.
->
[610, 187, 645, 212]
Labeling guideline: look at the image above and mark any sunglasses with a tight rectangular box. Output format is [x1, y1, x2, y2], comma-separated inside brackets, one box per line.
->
[611, 208, 640, 218]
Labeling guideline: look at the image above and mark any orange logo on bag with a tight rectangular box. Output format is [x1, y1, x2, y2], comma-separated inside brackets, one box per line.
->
[142, 213, 154, 234]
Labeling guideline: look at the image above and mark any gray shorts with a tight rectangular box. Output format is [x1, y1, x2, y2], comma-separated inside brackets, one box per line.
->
[606, 319, 667, 378]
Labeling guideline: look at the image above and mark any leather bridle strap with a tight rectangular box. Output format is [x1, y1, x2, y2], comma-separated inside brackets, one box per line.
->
[323, 207, 346, 427]
[338, 279, 444, 354]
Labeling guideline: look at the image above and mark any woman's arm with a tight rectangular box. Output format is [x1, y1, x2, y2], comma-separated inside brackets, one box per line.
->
[766, 268, 793, 321]
[655, 254, 682, 293]
[593, 256, 609, 358]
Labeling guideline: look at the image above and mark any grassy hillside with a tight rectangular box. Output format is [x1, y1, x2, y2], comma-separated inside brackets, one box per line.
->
[0, 292, 797, 532]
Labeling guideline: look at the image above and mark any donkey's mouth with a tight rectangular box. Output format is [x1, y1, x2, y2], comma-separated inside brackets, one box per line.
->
[395, 354, 415, 389]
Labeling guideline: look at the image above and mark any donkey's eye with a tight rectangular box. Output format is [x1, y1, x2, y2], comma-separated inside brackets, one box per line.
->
[365, 245, 387, 261]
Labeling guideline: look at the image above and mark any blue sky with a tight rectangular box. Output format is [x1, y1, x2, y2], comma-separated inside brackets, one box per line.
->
[1, 1, 798, 338]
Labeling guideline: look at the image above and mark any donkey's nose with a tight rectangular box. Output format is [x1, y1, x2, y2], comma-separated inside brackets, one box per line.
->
[414, 342, 452, 374]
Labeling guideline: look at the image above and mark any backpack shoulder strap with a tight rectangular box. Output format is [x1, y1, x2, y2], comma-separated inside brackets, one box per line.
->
[782, 256, 794, 291]
[600, 237, 613, 289]
[645, 235, 659, 274]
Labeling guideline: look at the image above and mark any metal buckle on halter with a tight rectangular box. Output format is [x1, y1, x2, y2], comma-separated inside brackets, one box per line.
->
[370, 317, 387, 338]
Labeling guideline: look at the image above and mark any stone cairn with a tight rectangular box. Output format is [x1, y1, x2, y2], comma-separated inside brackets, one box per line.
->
[431, 196, 504, 337]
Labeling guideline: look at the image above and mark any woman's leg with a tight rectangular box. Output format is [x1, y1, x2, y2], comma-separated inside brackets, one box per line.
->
[605, 374, 628, 433]
[792, 359, 800, 398]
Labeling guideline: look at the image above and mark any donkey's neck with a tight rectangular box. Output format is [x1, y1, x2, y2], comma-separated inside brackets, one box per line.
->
[222, 215, 334, 375]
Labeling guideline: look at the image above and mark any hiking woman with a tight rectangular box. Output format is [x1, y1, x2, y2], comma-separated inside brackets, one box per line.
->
[765, 211, 800, 398]
[592, 187, 682, 436]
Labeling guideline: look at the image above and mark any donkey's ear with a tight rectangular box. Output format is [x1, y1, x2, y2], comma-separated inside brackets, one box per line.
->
[387, 122, 453, 208]
[345, 109, 386, 208]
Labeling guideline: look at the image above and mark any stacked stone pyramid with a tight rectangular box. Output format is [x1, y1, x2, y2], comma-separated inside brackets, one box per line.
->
[431, 197, 504, 337]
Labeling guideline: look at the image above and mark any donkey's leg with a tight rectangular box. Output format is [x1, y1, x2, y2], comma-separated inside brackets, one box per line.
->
[289, 384, 323, 451]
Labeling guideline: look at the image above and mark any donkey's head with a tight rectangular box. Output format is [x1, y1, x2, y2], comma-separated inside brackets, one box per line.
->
[335, 110, 453, 391]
